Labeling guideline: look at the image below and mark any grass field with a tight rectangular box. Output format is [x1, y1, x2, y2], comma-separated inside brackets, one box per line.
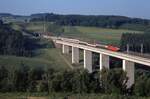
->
[25, 22, 45, 32]
[0, 48, 71, 70]
[11, 22, 52, 33]
[0, 31, 73, 73]
[63, 26, 143, 45]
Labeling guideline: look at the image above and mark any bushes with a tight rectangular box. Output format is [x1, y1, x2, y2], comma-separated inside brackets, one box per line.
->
[49, 69, 91, 93]
[1, 65, 150, 97]
[0, 65, 128, 95]
[0, 66, 9, 92]
[134, 75, 150, 97]
[100, 68, 128, 94]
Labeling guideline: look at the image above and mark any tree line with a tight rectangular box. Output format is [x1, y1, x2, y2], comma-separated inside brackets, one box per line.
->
[1, 63, 150, 97]
[0, 20, 44, 57]
[31, 13, 150, 31]
[120, 33, 150, 53]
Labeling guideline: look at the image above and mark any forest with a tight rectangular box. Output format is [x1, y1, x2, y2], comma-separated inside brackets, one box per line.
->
[31, 13, 150, 31]
[0, 20, 41, 57]
[1, 64, 150, 98]
[120, 33, 150, 53]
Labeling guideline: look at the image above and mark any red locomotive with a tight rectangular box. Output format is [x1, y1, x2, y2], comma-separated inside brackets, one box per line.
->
[105, 45, 120, 52]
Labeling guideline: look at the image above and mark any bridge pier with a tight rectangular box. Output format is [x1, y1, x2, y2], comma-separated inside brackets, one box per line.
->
[123, 60, 135, 88]
[72, 47, 79, 64]
[55, 43, 61, 48]
[62, 45, 69, 54]
[100, 54, 110, 70]
[84, 50, 92, 73]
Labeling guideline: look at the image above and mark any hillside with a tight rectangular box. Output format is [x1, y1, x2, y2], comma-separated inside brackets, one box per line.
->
[0, 48, 70, 70]
[0, 21, 72, 70]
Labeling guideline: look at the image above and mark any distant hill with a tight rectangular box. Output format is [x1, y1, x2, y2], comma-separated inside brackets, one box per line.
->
[30, 13, 150, 31]
[0, 13, 13, 17]
[1, 13, 150, 31]
[0, 13, 30, 23]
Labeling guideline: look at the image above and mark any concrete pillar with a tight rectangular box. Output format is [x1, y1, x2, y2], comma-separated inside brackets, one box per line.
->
[84, 50, 92, 73]
[55, 43, 61, 48]
[99, 54, 110, 71]
[123, 60, 135, 88]
[72, 47, 79, 64]
[62, 45, 69, 54]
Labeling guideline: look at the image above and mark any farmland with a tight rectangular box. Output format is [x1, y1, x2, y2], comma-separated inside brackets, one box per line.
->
[14, 22, 143, 46]
[62, 26, 143, 45]
[11, 22, 143, 46]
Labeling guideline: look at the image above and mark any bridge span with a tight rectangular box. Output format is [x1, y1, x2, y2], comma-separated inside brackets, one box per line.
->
[44, 35, 150, 88]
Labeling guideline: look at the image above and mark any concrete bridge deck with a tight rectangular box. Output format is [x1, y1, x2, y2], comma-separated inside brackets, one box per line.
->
[55, 39, 150, 66]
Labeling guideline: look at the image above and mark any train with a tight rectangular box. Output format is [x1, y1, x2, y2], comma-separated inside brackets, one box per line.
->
[81, 42, 120, 52]
[104, 45, 120, 52]
[58, 37, 120, 52]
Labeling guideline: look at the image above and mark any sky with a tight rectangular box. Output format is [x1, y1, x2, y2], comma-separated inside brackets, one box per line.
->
[0, 0, 150, 19]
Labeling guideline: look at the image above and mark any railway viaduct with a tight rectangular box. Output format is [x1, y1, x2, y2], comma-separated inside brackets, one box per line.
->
[44, 36, 150, 88]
